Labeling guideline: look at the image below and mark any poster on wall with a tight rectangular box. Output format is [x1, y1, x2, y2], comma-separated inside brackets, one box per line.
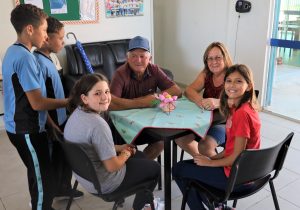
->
[16, 0, 99, 24]
[80, 0, 97, 21]
[24, 0, 44, 9]
[49, 0, 68, 14]
[105, 0, 144, 18]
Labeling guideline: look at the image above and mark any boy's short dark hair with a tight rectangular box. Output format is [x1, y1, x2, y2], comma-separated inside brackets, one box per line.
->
[11, 4, 48, 34]
[47, 16, 64, 34]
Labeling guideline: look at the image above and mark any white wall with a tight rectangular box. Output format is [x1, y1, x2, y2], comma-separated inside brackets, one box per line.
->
[154, 0, 230, 84]
[0, 1, 16, 59]
[0, 0, 154, 72]
[226, 0, 273, 101]
[154, 0, 273, 101]
[0, 0, 274, 104]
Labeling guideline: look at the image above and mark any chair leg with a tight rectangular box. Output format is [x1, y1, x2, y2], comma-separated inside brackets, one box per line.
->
[157, 155, 162, 190]
[172, 141, 178, 180]
[181, 181, 193, 210]
[208, 203, 215, 210]
[181, 187, 189, 210]
[269, 180, 280, 210]
[112, 198, 125, 210]
[173, 141, 178, 165]
[66, 180, 78, 210]
[232, 199, 238, 208]
[146, 190, 155, 210]
[180, 149, 184, 161]
[202, 196, 214, 210]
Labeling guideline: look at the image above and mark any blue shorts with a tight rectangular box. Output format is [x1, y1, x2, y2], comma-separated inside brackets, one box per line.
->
[206, 124, 226, 145]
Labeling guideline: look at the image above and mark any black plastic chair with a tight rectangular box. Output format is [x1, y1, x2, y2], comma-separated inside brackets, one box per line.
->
[181, 132, 294, 210]
[59, 139, 156, 210]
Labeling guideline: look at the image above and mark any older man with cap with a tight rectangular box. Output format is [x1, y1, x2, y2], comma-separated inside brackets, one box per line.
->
[109, 36, 182, 160]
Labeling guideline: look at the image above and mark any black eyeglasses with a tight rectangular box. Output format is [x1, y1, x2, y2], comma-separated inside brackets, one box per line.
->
[206, 55, 223, 63]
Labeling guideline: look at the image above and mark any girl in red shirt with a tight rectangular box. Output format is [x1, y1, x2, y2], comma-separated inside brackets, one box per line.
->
[173, 64, 261, 210]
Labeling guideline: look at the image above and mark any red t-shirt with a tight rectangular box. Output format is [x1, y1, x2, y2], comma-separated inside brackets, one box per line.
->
[224, 102, 261, 177]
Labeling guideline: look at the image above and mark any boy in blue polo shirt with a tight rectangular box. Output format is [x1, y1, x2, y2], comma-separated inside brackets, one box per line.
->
[34, 16, 83, 200]
[2, 4, 67, 210]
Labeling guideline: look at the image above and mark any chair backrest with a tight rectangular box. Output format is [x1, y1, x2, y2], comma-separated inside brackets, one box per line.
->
[255, 89, 259, 98]
[59, 139, 102, 194]
[65, 39, 130, 81]
[226, 132, 294, 197]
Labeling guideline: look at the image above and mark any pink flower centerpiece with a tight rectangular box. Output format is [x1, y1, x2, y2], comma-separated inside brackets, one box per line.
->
[154, 92, 178, 114]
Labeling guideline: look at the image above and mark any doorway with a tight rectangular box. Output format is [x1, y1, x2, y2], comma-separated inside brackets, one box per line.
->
[265, 0, 300, 122]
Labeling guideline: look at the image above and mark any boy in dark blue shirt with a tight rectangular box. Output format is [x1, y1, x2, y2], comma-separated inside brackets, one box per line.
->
[34, 16, 83, 201]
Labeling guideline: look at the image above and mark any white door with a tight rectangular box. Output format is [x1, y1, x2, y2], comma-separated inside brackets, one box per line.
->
[265, 0, 300, 121]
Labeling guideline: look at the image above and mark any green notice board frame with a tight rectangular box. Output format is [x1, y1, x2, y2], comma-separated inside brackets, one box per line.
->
[15, 0, 99, 24]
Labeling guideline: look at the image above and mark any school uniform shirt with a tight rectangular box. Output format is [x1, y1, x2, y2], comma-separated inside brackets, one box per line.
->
[224, 102, 261, 177]
[34, 51, 67, 126]
[2, 43, 47, 134]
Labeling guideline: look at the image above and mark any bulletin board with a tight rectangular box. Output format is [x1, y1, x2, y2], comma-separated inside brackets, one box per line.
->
[15, 0, 99, 24]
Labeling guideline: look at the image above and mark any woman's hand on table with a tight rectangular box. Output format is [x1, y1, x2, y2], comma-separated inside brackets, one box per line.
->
[194, 98, 205, 112]
[200, 98, 220, 111]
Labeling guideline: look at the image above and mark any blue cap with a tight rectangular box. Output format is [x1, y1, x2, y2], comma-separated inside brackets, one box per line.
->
[128, 36, 150, 52]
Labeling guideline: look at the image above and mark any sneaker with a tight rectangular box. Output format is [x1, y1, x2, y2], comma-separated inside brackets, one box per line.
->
[55, 189, 84, 201]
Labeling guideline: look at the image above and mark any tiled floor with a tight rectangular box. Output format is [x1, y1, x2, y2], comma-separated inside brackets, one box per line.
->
[0, 112, 300, 210]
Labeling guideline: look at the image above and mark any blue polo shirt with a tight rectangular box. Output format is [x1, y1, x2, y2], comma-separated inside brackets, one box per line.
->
[34, 51, 67, 126]
[2, 43, 47, 134]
